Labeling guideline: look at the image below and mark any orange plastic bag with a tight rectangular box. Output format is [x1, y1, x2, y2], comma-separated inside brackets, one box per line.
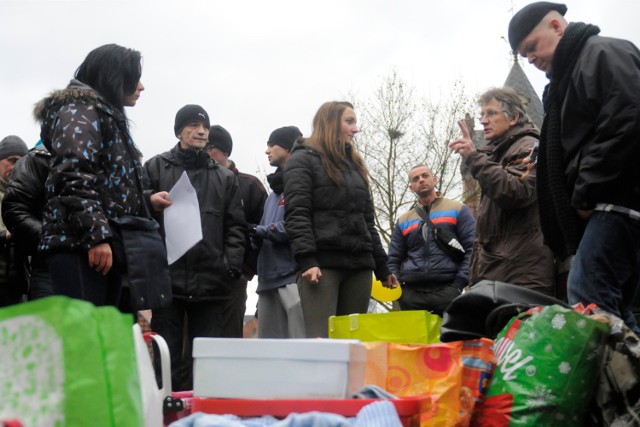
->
[364, 339, 494, 427]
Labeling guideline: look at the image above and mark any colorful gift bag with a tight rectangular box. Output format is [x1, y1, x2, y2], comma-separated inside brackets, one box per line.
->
[364, 339, 494, 427]
[328, 310, 442, 344]
[0, 296, 143, 427]
[475, 304, 609, 427]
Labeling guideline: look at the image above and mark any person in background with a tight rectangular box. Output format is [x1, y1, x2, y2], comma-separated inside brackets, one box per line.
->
[33, 43, 146, 308]
[508, 2, 640, 331]
[0, 135, 29, 306]
[253, 126, 305, 338]
[449, 87, 556, 297]
[284, 101, 398, 338]
[145, 105, 245, 390]
[2, 140, 54, 301]
[387, 164, 475, 316]
[207, 125, 267, 338]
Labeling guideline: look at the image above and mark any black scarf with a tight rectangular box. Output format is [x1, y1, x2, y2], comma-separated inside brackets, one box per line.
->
[267, 167, 284, 194]
[538, 22, 600, 260]
[174, 144, 210, 169]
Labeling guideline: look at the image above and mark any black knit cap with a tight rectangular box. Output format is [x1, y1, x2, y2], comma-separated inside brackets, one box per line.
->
[508, 2, 567, 51]
[174, 104, 210, 137]
[0, 135, 28, 160]
[207, 125, 233, 156]
[267, 126, 302, 151]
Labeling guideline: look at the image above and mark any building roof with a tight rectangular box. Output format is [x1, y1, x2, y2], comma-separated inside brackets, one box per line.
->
[504, 59, 544, 129]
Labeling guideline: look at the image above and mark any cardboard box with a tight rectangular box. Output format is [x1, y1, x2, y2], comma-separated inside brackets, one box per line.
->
[192, 338, 366, 399]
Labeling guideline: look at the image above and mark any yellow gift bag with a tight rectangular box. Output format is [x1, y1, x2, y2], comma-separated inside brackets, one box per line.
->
[328, 310, 442, 344]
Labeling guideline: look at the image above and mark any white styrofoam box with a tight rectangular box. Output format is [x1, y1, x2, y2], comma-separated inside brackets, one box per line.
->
[192, 338, 367, 399]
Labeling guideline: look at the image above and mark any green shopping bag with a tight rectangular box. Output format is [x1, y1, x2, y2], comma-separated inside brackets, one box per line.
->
[475, 304, 609, 427]
[0, 296, 142, 427]
[328, 310, 442, 344]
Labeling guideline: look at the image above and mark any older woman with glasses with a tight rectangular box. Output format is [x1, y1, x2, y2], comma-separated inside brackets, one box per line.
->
[449, 87, 556, 297]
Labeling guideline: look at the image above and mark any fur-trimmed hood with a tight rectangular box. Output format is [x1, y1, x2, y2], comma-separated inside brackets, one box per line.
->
[33, 79, 97, 122]
[33, 79, 126, 153]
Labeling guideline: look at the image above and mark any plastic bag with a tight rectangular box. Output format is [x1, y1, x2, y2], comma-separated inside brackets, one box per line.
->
[364, 339, 494, 427]
[0, 296, 143, 427]
[475, 304, 609, 427]
[329, 310, 442, 344]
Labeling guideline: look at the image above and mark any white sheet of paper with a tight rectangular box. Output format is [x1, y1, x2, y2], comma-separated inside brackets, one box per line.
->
[164, 171, 203, 265]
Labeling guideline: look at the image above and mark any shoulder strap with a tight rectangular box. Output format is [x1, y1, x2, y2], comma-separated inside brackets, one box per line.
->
[413, 205, 436, 228]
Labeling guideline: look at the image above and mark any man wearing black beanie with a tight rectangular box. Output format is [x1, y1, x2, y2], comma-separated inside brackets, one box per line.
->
[144, 105, 246, 390]
[0, 134, 28, 307]
[508, 3, 640, 333]
[254, 126, 304, 338]
[206, 124, 267, 338]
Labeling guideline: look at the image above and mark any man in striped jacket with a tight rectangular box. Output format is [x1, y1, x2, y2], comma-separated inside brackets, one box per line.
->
[387, 164, 475, 316]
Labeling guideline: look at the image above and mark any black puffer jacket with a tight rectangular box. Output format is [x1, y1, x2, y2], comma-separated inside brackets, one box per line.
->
[34, 80, 146, 253]
[144, 145, 246, 300]
[2, 145, 51, 254]
[283, 141, 391, 280]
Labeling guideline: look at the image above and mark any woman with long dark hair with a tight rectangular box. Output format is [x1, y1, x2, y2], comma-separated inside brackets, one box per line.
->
[33, 44, 145, 307]
[284, 101, 398, 337]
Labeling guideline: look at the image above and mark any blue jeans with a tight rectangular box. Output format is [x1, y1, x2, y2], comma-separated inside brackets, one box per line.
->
[568, 211, 640, 333]
[46, 252, 122, 307]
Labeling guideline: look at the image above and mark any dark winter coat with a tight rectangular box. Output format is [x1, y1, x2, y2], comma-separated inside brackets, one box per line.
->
[387, 196, 475, 290]
[34, 80, 146, 253]
[465, 124, 555, 295]
[255, 169, 297, 293]
[2, 145, 51, 255]
[0, 177, 28, 305]
[283, 141, 391, 280]
[228, 160, 267, 279]
[144, 144, 246, 301]
[560, 36, 640, 213]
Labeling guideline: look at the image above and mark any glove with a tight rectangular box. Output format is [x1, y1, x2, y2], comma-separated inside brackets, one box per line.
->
[247, 223, 258, 237]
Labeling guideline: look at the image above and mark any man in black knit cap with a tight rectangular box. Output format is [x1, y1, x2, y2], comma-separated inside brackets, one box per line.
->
[145, 105, 245, 389]
[509, 2, 640, 332]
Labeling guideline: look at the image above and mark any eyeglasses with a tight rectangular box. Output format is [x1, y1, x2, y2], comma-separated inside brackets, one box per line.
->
[477, 109, 506, 121]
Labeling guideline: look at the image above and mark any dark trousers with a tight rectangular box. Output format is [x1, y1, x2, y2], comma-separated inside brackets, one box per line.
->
[297, 269, 372, 338]
[29, 255, 55, 300]
[151, 298, 224, 391]
[46, 252, 122, 307]
[399, 285, 461, 317]
[222, 278, 248, 338]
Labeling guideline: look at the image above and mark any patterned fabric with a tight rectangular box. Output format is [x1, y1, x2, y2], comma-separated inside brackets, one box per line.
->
[33, 80, 145, 253]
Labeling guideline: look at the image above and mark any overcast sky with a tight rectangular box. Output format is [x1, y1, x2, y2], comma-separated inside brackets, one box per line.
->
[3, 0, 640, 177]
[2, 0, 639, 313]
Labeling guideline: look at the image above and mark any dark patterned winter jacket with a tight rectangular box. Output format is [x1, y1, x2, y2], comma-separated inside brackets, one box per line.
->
[34, 80, 146, 253]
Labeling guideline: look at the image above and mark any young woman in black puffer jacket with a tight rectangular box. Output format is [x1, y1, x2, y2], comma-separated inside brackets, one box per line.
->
[284, 101, 398, 338]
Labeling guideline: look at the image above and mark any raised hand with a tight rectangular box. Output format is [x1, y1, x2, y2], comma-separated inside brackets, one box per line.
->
[448, 120, 476, 159]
